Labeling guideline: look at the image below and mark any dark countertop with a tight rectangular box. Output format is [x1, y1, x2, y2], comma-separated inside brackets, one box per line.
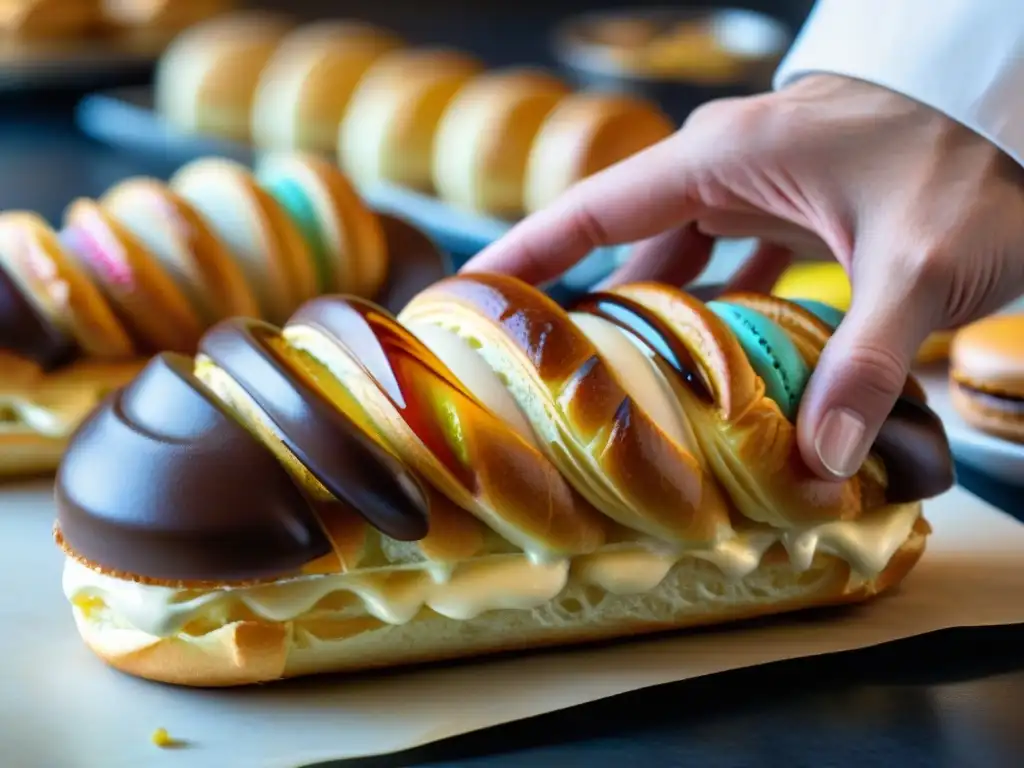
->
[2, 4, 1022, 764]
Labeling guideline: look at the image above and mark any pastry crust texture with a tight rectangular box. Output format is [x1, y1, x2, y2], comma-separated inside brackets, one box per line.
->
[56, 276, 950, 687]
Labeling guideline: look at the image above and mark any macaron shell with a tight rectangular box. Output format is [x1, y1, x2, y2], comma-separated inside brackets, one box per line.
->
[62, 199, 205, 354]
[100, 179, 260, 325]
[0, 211, 134, 359]
[431, 68, 571, 218]
[170, 158, 305, 324]
[773, 262, 852, 310]
[708, 300, 810, 420]
[950, 313, 1024, 395]
[253, 182, 319, 308]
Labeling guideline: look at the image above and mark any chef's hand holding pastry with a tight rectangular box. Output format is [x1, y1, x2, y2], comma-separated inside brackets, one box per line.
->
[465, 0, 1024, 483]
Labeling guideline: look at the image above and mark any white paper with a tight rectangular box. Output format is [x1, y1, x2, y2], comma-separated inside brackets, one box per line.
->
[1, 482, 1023, 768]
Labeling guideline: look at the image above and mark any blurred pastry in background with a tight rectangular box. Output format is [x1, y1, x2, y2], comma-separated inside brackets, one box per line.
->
[338, 48, 484, 192]
[523, 93, 675, 214]
[432, 69, 570, 219]
[101, 0, 236, 33]
[0, 0, 102, 39]
[251, 21, 404, 155]
[772, 262, 953, 365]
[154, 11, 293, 142]
[949, 313, 1024, 444]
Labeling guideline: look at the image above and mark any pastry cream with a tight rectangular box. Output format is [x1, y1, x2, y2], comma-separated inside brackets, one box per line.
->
[63, 501, 919, 640]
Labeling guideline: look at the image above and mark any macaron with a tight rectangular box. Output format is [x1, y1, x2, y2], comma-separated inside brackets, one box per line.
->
[338, 48, 484, 192]
[772, 262, 953, 364]
[0, 211, 133, 360]
[251, 20, 404, 154]
[949, 313, 1024, 443]
[254, 154, 388, 299]
[170, 157, 317, 324]
[431, 68, 570, 218]
[99, 177, 260, 325]
[154, 11, 293, 142]
[523, 93, 675, 214]
[707, 300, 811, 421]
[61, 199, 205, 354]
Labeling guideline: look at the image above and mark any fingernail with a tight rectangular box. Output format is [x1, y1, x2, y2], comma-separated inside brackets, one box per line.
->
[815, 408, 868, 478]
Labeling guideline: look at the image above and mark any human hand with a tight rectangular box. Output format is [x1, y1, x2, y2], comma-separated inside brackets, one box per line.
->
[462, 74, 1024, 481]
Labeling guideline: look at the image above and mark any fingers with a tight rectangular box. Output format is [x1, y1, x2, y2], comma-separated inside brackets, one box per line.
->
[461, 134, 705, 285]
[796, 266, 934, 480]
[596, 224, 715, 289]
[724, 241, 794, 294]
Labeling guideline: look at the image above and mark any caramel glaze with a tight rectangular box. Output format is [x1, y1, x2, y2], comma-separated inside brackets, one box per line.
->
[0, 265, 78, 370]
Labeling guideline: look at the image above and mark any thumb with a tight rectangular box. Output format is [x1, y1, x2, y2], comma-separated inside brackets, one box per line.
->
[796, 271, 935, 480]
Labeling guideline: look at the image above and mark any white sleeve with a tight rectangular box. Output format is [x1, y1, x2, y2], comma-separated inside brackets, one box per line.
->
[773, 0, 1024, 167]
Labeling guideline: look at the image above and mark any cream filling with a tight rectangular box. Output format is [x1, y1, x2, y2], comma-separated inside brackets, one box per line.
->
[63, 501, 920, 639]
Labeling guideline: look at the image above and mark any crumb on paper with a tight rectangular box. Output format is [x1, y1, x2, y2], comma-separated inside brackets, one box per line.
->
[151, 728, 176, 748]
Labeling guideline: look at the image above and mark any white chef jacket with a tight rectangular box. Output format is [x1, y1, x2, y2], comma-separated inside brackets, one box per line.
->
[774, 0, 1024, 167]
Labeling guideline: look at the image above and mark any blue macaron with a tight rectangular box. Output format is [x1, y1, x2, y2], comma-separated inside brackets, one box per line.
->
[708, 301, 811, 420]
[791, 298, 845, 331]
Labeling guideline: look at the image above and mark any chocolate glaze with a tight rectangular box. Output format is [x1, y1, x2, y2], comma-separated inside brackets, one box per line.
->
[874, 396, 955, 503]
[198, 318, 430, 541]
[373, 213, 451, 314]
[56, 353, 332, 581]
[572, 291, 714, 404]
[0, 264, 77, 369]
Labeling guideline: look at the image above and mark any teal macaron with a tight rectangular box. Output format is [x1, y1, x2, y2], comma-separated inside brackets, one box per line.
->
[791, 298, 845, 331]
[708, 301, 811, 421]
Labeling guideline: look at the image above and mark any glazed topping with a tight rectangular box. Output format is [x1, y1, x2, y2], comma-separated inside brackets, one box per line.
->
[572, 291, 714, 403]
[0, 265, 78, 369]
[56, 353, 332, 581]
[197, 318, 430, 540]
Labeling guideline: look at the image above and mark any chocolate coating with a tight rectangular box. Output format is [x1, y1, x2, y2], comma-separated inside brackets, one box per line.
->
[56, 353, 332, 581]
[0, 264, 77, 369]
[198, 318, 430, 541]
[873, 396, 955, 503]
[373, 213, 452, 314]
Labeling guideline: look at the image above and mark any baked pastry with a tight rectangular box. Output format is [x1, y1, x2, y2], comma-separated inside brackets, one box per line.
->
[0, 155, 451, 478]
[338, 48, 485, 192]
[0, 0, 101, 38]
[772, 262, 953, 364]
[101, 0, 235, 32]
[154, 11, 293, 142]
[55, 275, 954, 686]
[523, 93, 676, 214]
[251, 21, 404, 154]
[949, 313, 1024, 443]
[431, 69, 570, 218]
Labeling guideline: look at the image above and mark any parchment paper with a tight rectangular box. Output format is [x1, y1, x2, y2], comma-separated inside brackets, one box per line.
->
[2, 482, 1023, 768]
